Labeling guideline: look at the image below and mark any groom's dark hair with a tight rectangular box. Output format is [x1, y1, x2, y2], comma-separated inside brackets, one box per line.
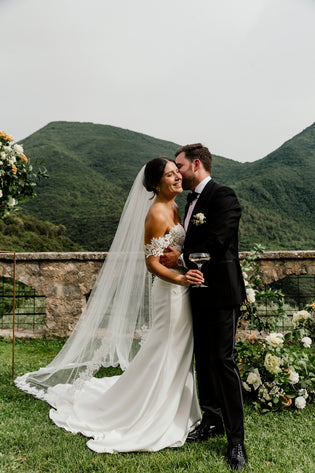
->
[175, 143, 212, 173]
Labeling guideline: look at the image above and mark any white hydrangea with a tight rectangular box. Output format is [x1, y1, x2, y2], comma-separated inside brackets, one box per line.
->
[247, 368, 262, 390]
[288, 370, 299, 384]
[264, 353, 282, 374]
[265, 332, 284, 347]
[246, 287, 256, 303]
[301, 337, 312, 348]
[295, 396, 306, 409]
[0, 190, 2, 198]
[292, 310, 311, 326]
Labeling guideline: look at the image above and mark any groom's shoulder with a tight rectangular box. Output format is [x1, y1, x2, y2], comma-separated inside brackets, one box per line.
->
[206, 179, 231, 194]
[207, 180, 239, 199]
[210, 179, 235, 194]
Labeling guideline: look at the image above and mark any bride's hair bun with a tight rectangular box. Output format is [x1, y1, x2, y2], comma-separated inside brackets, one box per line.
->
[144, 157, 173, 195]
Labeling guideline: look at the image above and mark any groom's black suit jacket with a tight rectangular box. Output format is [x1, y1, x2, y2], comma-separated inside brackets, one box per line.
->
[183, 179, 246, 308]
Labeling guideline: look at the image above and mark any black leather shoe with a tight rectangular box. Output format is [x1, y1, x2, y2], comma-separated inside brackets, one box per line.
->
[228, 443, 247, 470]
[186, 424, 224, 443]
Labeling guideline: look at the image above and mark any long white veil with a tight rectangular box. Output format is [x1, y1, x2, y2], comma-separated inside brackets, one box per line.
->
[15, 166, 154, 400]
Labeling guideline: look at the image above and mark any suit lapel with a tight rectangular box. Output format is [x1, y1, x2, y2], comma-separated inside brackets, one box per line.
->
[186, 179, 216, 233]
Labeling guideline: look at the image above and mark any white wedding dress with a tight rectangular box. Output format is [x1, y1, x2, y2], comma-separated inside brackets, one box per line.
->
[46, 224, 201, 453]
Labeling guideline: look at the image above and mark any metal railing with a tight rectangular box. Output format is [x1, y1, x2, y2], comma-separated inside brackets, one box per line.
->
[254, 274, 314, 331]
[0, 277, 46, 331]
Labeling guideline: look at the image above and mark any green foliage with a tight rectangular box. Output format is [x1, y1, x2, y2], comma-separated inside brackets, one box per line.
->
[0, 213, 82, 252]
[18, 120, 315, 251]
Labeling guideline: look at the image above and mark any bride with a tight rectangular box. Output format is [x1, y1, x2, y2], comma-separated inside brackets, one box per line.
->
[15, 157, 204, 453]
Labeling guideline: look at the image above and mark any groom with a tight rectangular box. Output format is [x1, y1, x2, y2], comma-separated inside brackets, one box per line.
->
[161, 143, 247, 470]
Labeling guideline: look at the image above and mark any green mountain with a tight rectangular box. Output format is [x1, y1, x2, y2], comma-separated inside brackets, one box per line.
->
[19, 121, 314, 251]
[232, 123, 315, 249]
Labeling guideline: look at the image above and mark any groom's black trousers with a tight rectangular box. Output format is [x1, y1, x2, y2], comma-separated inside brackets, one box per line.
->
[190, 291, 244, 446]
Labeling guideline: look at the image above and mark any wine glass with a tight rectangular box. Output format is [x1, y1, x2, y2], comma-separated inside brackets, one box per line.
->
[188, 252, 211, 287]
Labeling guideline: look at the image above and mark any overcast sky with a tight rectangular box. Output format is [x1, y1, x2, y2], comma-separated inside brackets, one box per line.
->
[1, 0, 314, 162]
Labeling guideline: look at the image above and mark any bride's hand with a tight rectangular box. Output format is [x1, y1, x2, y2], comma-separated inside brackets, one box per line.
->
[183, 269, 204, 286]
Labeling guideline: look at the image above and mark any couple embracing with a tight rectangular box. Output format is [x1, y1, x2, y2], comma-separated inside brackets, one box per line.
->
[16, 144, 247, 470]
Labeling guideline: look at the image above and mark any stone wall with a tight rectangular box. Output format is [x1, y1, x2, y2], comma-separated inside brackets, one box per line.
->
[240, 250, 315, 285]
[0, 252, 104, 336]
[0, 251, 314, 337]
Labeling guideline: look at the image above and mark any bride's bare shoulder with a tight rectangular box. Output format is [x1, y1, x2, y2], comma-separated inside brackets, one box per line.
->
[145, 203, 168, 243]
[145, 201, 168, 223]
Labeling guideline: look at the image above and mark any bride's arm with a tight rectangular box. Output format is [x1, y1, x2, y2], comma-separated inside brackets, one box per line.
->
[144, 212, 203, 287]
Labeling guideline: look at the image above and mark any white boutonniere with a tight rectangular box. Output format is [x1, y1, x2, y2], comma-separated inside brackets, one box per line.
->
[192, 213, 206, 226]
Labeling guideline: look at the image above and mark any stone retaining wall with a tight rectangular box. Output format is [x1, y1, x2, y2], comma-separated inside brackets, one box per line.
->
[0, 251, 314, 337]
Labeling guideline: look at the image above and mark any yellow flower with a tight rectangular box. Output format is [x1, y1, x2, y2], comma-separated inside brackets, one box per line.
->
[0, 130, 14, 141]
[12, 164, 17, 174]
[20, 154, 28, 163]
[311, 301, 315, 310]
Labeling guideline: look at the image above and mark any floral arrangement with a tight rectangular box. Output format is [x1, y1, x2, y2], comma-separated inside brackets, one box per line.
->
[0, 130, 47, 218]
[237, 245, 315, 412]
[192, 212, 206, 226]
[237, 314, 314, 412]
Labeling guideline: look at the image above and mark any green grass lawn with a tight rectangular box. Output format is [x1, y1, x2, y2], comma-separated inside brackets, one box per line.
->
[0, 338, 314, 473]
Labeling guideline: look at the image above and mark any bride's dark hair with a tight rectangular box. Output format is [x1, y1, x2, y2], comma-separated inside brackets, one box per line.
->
[144, 157, 175, 195]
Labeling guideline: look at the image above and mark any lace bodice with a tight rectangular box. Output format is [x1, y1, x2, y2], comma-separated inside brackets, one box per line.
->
[144, 224, 185, 258]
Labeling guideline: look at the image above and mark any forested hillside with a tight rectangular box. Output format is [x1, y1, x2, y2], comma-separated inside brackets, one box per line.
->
[17, 121, 314, 251]
[0, 213, 83, 252]
[233, 123, 315, 249]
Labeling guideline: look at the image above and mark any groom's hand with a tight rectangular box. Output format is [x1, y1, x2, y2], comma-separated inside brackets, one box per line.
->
[160, 246, 180, 268]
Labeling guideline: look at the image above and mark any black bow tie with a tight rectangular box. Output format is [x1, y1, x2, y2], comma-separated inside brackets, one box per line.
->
[186, 191, 199, 204]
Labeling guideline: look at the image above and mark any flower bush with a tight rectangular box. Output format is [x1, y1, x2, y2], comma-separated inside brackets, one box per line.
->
[237, 246, 315, 412]
[0, 130, 47, 218]
[237, 321, 314, 411]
